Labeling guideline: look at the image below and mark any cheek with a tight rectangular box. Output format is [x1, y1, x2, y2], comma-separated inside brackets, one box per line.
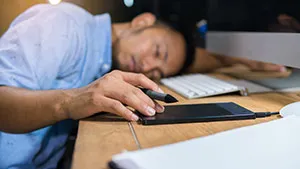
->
[116, 41, 133, 62]
[135, 40, 153, 57]
[166, 58, 185, 76]
[118, 39, 133, 54]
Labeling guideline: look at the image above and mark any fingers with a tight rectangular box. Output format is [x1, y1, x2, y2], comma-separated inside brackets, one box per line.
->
[105, 80, 159, 116]
[241, 59, 287, 72]
[260, 64, 286, 72]
[99, 96, 139, 121]
[91, 70, 165, 120]
[118, 71, 164, 93]
[154, 100, 165, 113]
[251, 63, 286, 72]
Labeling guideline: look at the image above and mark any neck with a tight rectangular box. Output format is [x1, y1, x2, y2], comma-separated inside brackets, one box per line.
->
[111, 22, 131, 47]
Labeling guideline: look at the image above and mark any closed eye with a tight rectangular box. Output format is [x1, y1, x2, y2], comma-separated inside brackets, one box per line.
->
[156, 44, 160, 58]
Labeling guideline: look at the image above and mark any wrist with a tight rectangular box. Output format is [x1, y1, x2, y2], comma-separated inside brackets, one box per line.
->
[53, 88, 81, 121]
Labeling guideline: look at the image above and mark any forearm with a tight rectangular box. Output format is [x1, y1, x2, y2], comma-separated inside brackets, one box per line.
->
[0, 86, 76, 133]
[186, 48, 283, 73]
[187, 48, 227, 73]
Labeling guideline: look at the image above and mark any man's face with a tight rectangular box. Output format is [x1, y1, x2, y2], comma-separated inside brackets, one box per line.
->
[112, 26, 185, 80]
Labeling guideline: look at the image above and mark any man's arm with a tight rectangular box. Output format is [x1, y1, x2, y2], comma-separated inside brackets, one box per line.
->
[0, 10, 80, 133]
[0, 86, 72, 133]
[0, 71, 164, 134]
[187, 48, 286, 73]
[0, 9, 164, 133]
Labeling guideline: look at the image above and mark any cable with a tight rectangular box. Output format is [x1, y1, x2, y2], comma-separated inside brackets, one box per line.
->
[255, 112, 280, 118]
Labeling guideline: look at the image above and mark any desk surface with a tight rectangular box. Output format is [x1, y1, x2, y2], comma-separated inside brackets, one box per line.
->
[71, 74, 300, 169]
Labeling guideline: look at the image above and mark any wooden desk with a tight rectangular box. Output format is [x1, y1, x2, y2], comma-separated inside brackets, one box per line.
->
[71, 74, 299, 169]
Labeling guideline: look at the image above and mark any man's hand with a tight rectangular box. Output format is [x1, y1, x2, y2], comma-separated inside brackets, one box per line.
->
[65, 70, 165, 121]
[188, 48, 287, 73]
[234, 57, 287, 72]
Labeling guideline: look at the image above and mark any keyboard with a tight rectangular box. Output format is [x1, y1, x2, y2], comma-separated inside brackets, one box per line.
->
[161, 74, 248, 99]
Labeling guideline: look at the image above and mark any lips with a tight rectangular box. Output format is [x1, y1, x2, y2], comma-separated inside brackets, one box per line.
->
[131, 56, 141, 72]
[129, 56, 135, 72]
[132, 56, 137, 72]
[128, 55, 142, 73]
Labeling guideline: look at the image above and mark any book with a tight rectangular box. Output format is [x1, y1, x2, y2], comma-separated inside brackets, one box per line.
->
[110, 116, 300, 169]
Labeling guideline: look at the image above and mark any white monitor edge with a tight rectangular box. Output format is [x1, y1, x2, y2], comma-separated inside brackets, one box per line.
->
[206, 31, 300, 69]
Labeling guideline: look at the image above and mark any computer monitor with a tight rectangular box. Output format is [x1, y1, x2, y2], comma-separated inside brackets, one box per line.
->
[134, 0, 299, 69]
[206, 0, 300, 69]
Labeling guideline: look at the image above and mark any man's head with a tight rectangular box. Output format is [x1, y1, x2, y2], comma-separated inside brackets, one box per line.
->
[111, 13, 187, 80]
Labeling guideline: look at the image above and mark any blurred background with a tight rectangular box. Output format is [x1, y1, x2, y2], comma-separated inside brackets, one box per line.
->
[0, 0, 135, 35]
[0, 0, 206, 36]
[1, 0, 300, 39]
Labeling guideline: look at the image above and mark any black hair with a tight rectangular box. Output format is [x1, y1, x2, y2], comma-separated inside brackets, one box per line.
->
[154, 20, 196, 75]
[132, 19, 196, 76]
[179, 32, 196, 74]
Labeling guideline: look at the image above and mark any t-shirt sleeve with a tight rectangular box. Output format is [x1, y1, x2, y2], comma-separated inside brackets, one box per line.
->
[0, 9, 79, 90]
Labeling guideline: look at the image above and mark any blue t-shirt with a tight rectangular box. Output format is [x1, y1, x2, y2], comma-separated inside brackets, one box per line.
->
[0, 3, 112, 168]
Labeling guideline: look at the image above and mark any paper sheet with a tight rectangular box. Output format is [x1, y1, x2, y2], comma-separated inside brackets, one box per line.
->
[112, 116, 300, 169]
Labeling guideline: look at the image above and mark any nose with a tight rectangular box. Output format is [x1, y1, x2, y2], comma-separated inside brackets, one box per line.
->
[141, 55, 161, 72]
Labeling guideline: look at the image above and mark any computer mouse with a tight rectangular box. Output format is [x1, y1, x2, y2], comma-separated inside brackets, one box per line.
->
[279, 102, 300, 117]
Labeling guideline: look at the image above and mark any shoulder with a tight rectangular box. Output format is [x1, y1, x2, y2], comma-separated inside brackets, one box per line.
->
[10, 2, 93, 28]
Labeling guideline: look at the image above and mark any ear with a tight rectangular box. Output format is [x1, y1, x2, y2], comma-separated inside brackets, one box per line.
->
[131, 13, 156, 29]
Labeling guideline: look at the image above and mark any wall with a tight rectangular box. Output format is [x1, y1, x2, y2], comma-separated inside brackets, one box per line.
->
[0, 0, 43, 35]
[0, 0, 133, 36]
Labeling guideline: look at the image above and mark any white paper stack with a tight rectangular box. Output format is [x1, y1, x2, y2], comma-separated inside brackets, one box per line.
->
[111, 116, 300, 169]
